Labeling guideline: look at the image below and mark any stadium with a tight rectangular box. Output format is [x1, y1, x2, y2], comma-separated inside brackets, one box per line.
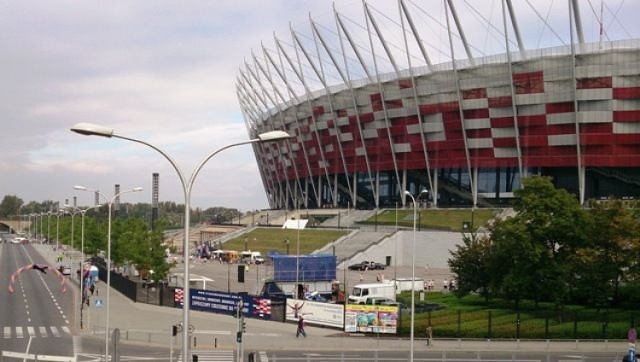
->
[237, 0, 640, 210]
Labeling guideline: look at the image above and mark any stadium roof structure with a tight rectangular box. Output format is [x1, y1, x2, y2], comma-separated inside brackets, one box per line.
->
[237, 0, 640, 210]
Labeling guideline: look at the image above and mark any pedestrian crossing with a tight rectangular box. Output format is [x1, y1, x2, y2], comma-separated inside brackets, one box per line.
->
[177, 350, 236, 362]
[1, 326, 71, 339]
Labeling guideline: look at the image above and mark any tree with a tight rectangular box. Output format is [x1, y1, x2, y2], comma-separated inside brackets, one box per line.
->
[573, 199, 640, 307]
[0, 195, 23, 218]
[448, 233, 494, 302]
[510, 176, 587, 313]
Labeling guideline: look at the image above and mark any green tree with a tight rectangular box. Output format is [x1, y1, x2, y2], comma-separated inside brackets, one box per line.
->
[573, 199, 640, 307]
[448, 233, 494, 302]
[0, 195, 23, 218]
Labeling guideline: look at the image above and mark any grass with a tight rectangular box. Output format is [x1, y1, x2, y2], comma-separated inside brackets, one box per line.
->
[222, 227, 348, 255]
[396, 292, 639, 339]
[363, 209, 501, 232]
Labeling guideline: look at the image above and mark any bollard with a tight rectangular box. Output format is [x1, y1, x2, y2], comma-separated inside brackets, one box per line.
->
[194, 337, 197, 347]
[214, 337, 217, 348]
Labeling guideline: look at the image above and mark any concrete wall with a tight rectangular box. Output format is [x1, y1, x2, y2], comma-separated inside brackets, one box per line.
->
[345, 230, 469, 269]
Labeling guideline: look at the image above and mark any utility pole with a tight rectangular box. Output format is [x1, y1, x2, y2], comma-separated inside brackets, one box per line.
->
[236, 300, 245, 362]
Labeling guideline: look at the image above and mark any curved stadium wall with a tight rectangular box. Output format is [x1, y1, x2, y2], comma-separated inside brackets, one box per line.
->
[237, 2, 640, 210]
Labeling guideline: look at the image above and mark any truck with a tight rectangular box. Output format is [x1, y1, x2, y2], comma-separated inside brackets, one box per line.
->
[348, 283, 396, 304]
[385, 278, 424, 293]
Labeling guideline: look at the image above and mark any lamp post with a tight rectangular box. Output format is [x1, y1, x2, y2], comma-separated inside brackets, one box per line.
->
[71, 121, 292, 362]
[404, 189, 428, 362]
[47, 211, 52, 245]
[74, 185, 141, 361]
[68, 200, 102, 330]
[65, 206, 81, 258]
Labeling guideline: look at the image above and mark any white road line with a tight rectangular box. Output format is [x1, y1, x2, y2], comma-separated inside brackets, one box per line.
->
[15, 326, 23, 339]
[39, 326, 48, 337]
[27, 326, 35, 337]
[61, 326, 71, 335]
[3, 326, 10, 338]
[50, 326, 61, 337]
[259, 351, 269, 362]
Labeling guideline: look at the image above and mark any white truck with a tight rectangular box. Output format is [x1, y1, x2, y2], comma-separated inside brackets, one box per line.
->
[348, 283, 396, 304]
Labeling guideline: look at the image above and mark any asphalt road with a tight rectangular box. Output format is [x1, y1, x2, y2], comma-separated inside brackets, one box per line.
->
[0, 242, 76, 358]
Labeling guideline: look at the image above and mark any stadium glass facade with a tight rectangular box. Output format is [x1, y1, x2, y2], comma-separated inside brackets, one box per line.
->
[237, 1, 640, 209]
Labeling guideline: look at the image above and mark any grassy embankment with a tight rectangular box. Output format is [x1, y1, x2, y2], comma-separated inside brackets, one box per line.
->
[223, 228, 349, 255]
[363, 208, 501, 232]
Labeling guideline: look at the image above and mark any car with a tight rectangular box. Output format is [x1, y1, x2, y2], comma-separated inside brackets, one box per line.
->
[254, 256, 265, 264]
[347, 261, 386, 271]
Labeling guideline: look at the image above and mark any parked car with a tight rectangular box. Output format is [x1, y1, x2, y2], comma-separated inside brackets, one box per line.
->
[347, 261, 386, 271]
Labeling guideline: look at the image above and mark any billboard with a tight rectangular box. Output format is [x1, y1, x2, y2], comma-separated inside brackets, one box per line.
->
[344, 304, 398, 334]
[180, 288, 274, 320]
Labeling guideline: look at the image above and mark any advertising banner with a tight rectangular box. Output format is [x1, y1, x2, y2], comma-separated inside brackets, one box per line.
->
[285, 298, 344, 329]
[344, 304, 398, 334]
[179, 288, 274, 320]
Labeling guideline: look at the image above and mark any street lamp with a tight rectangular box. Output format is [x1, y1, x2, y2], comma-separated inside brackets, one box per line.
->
[74, 185, 142, 361]
[71, 122, 291, 362]
[64, 205, 81, 257]
[404, 189, 429, 362]
[56, 209, 65, 252]
[68, 200, 102, 330]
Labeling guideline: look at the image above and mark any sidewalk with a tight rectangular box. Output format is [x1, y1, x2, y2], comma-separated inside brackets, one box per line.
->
[33, 244, 632, 354]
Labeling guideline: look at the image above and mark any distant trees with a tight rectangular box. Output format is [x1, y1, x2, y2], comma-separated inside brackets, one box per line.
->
[448, 176, 640, 310]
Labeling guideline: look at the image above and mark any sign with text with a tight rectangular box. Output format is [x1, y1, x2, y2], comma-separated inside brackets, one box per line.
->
[344, 304, 398, 334]
[186, 289, 273, 320]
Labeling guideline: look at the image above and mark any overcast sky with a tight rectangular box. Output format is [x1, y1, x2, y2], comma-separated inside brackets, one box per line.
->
[0, 0, 637, 212]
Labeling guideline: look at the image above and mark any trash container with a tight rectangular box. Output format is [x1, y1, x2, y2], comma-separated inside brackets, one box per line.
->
[248, 352, 256, 362]
[385, 256, 391, 267]
[192, 355, 198, 362]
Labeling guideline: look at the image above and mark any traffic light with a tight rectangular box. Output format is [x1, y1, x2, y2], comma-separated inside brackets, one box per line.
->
[238, 265, 245, 283]
[172, 325, 178, 337]
[236, 331, 242, 343]
[242, 319, 246, 333]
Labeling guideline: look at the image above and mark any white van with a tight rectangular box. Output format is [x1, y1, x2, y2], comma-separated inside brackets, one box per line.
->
[240, 251, 263, 264]
[348, 283, 396, 304]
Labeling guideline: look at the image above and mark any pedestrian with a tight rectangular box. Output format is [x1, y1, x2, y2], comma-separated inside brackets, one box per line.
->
[359, 273, 364, 283]
[443, 278, 448, 291]
[426, 325, 433, 346]
[296, 315, 307, 338]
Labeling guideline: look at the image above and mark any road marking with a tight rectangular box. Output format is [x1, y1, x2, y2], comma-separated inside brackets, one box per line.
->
[50, 326, 61, 337]
[39, 326, 48, 337]
[61, 326, 71, 334]
[259, 351, 268, 361]
[3, 326, 10, 338]
[15, 326, 23, 338]
[27, 326, 35, 337]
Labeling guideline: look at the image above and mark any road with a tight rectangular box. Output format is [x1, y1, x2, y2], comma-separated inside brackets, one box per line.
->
[0, 242, 76, 358]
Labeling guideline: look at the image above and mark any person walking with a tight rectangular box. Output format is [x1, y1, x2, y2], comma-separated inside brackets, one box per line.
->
[296, 315, 307, 338]
[359, 273, 364, 283]
[426, 325, 433, 346]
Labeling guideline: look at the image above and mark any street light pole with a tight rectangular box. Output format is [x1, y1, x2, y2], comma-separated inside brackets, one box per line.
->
[71, 121, 291, 362]
[404, 189, 428, 362]
[69, 201, 102, 330]
[75, 185, 141, 361]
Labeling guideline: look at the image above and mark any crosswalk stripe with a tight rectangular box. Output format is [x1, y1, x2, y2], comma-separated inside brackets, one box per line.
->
[27, 326, 35, 337]
[39, 326, 48, 337]
[177, 350, 235, 362]
[50, 326, 61, 337]
[61, 326, 71, 335]
[15, 327, 23, 339]
[3, 327, 10, 338]
[259, 351, 268, 362]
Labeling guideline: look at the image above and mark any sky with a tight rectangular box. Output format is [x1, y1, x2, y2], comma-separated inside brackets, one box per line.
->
[0, 0, 638, 212]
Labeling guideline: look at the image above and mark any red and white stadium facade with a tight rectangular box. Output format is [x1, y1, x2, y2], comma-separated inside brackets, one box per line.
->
[237, 0, 640, 210]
